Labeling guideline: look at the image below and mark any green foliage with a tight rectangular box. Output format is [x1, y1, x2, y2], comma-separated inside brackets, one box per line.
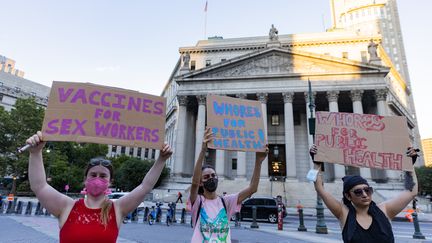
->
[114, 157, 169, 192]
[416, 166, 432, 195]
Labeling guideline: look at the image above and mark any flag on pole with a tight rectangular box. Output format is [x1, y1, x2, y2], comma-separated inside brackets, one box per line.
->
[204, 0, 208, 12]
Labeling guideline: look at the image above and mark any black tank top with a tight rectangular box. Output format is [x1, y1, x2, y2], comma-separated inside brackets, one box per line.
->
[342, 201, 394, 243]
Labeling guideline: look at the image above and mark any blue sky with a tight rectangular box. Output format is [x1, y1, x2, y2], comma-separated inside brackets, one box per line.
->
[1, 0, 431, 139]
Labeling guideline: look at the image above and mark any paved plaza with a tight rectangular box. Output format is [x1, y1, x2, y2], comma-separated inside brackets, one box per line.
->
[1, 212, 431, 243]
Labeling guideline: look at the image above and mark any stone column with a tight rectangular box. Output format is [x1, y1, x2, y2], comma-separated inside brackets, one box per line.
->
[283, 92, 296, 179]
[107, 145, 113, 157]
[133, 147, 138, 157]
[216, 150, 226, 178]
[140, 147, 145, 160]
[327, 91, 346, 180]
[174, 95, 188, 176]
[351, 90, 372, 180]
[116, 146, 121, 156]
[257, 93, 268, 178]
[125, 147, 131, 157]
[195, 95, 206, 162]
[376, 89, 396, 180]
[236, 93, 247, 179]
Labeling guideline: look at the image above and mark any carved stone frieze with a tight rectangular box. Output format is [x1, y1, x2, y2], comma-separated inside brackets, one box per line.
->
[375, 89, 388, 101]
[196, 95, 206, 105]
[257, 93, 268, 104]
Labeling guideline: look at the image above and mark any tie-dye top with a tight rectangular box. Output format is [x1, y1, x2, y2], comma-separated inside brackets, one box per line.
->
[190, 194, 241, 243]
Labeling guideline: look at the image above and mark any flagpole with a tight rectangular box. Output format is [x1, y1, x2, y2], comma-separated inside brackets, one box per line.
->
[204, 1, 208, 38]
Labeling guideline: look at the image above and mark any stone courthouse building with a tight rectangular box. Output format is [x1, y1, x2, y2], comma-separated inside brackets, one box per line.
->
[160, 0, 422, 205]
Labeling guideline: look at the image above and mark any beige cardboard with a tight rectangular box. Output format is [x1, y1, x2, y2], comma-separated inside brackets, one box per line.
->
[206, 94, 266, 152]
[41, 81, 166, 150]
[314, 111, 413, 171]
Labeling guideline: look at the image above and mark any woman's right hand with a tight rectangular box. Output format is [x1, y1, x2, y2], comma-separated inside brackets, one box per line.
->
[25, 131, 46, 154]
[201, 127, 213, 151]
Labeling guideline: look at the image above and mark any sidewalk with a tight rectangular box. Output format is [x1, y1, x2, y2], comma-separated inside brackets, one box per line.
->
[286, 207, 432, 223]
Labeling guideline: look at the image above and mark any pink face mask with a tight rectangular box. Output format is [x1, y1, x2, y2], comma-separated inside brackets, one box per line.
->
[84, 177, 109, 197]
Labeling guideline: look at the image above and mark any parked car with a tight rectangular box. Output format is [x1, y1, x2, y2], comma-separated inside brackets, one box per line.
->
[235, 197, 285, 223]
[108, 192, 145, 210]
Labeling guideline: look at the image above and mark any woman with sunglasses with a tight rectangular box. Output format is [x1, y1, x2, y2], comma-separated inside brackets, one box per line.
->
[309, 145, 419, 243]
[26, 131, 172, 243]
[189, 128, 269, 243]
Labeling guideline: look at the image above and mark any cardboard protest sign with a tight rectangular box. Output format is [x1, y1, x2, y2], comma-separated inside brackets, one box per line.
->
[42, 81, 166, 149]
[314, 111, 412, 171]
[206, 94, 266, 152]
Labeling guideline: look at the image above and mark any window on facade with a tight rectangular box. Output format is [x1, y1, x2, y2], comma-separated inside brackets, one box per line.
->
[232, 159, 237, 170]
[137, 148, 142, 157]
[342, 52, 349, 59]
[206, 60, 211, 67]
[121, 146, 126, 154]
[129, 148, 134, 156]
[396, 64, 400, 71]
[393, 48, 397, 54]
[293, 111, 301, 125]
[151, 150, 155, 160]
[271, 112, 279, 126]
[111, 145, 117, 152]
[145, 148, 149, 158]
[361, 51, 367, 62]
[191, 60, 196, 70]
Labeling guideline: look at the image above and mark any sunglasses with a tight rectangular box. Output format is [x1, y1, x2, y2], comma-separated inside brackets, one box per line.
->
[351, 187, 373, 197]
[203, 173, 217, 180]
[89, 158, 112, 167]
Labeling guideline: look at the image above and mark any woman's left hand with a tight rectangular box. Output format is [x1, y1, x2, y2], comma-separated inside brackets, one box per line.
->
[159, 143, 173, 161]
[406, 147, 419, 164]
[256, 144, 269, 163]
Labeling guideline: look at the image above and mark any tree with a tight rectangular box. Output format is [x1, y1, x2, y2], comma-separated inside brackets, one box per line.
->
[416, 166, 432, 196]
[115, 157, 170, 192]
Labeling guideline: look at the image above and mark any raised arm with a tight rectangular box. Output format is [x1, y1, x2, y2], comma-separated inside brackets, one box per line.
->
[380, 147, 419, 219]
[310, 145, 346, 220]
[27, 132, 74, 218]
[237, 145, 269, 204]
[116, 143, 172, 217]
[189, 128, 212, 204]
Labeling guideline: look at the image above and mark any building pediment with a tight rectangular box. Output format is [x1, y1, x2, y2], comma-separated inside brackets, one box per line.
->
[176, 48, 389, 81]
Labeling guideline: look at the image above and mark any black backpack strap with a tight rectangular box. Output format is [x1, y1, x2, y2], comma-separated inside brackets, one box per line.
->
[220, 196, 227, 213]
[194, 196, 202, 227]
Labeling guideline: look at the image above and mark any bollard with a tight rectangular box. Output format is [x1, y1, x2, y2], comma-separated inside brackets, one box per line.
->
[412, 198, 425, 239]
[35, 202, 41, 215]
[277, 204, 283, 230]
[131, 208, 138, 222]
[172, 203, 177, 223]
[16, 201, 23, 215]
[250, 206, 259, 228]
[234, 212, 241, 227]
[44, 208, 50, 216]
[181, 208, 186, 224]
[25, 201, 33, 215]
[297, 206, 307, 231]
[6, 201, 13, 214]
[143, 207, 149, 222]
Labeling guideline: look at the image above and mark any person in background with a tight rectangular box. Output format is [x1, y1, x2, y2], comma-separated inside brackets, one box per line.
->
[189, 128, 269, 243]
[309, 145, 419, 243]
[26, 131, 172, 243]
[176, 191, 183, 203]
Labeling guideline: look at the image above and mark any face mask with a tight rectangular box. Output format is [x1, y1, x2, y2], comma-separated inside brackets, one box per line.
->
[203, 178, 218, 192]
[84, 177, 109, 197]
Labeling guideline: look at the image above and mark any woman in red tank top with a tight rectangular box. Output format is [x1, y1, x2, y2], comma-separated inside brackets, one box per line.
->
[26, 131, 173, 243]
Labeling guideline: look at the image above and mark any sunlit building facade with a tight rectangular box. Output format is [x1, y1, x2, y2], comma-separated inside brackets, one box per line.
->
[160, 0, 421, 205]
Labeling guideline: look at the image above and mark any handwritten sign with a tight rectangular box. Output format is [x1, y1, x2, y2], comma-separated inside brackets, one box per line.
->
[41, 81, 166, 149]
[207, 94, 266, 152]
[314, 111, 412, 171]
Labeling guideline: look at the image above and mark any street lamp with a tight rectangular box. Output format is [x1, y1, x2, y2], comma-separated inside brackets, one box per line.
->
[308, 79, 328, 234]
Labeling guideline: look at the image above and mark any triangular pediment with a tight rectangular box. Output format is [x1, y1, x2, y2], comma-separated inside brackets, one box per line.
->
[177, 48, 388, 80]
